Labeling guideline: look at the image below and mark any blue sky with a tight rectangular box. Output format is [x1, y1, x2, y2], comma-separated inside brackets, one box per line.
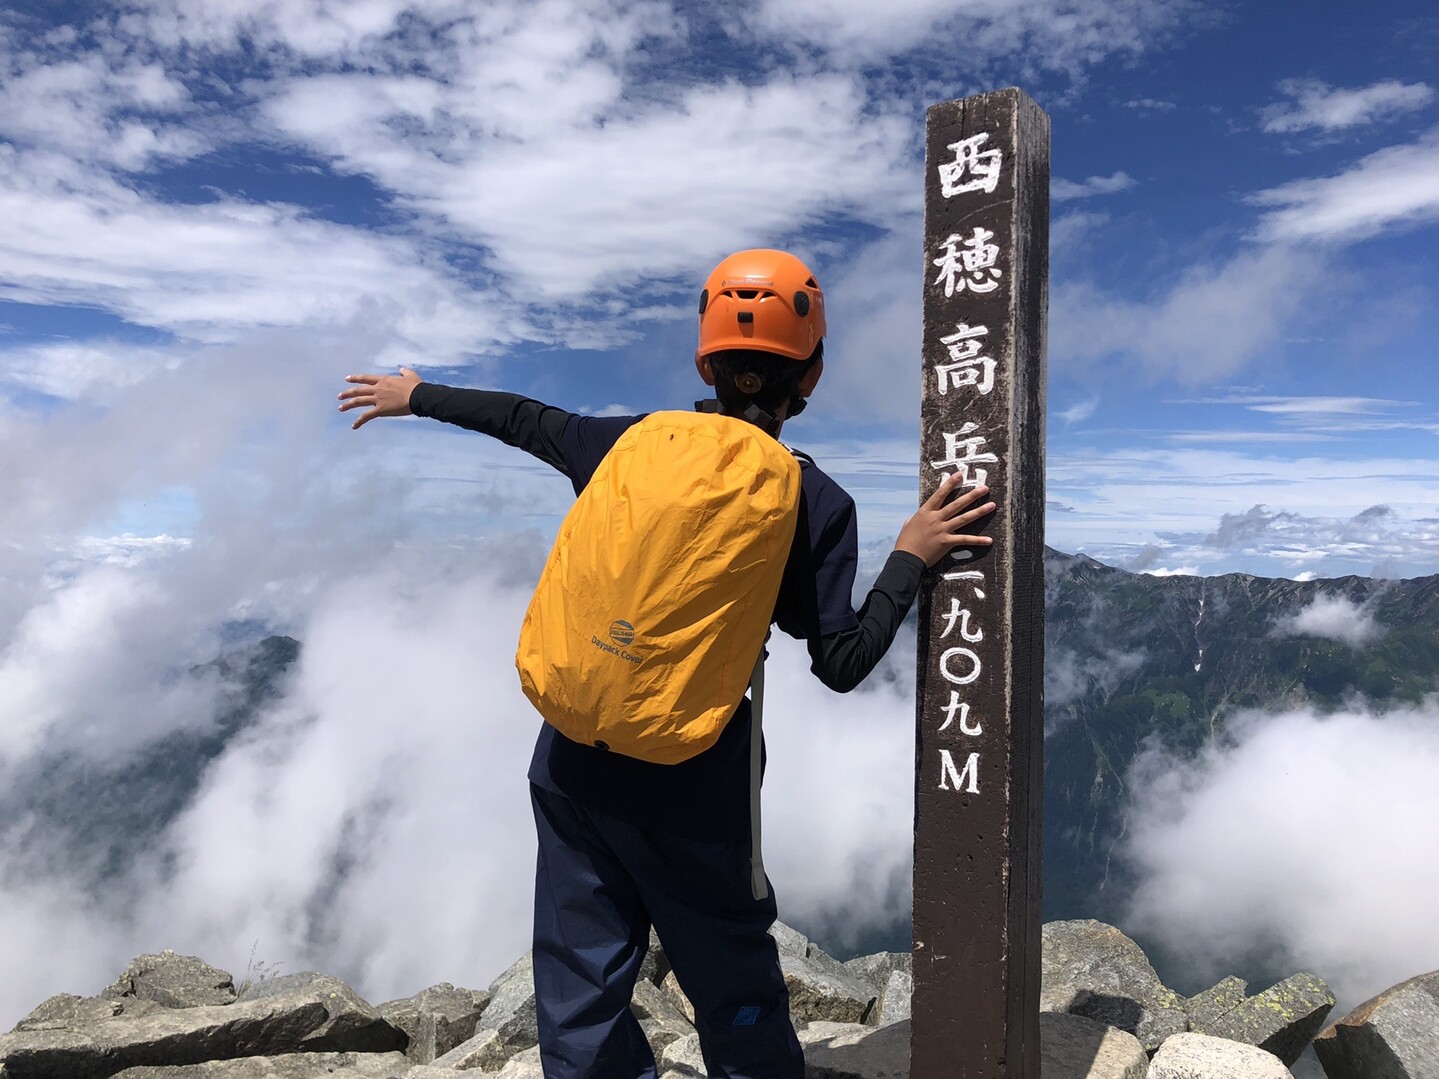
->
[3, 0, 1439, 1037]
[3, 0, 1437, 581]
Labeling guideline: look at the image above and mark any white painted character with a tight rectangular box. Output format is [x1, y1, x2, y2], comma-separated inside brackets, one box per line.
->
[930, 423, 999, 489]
[939, 749, 980, 793]
[939, 691, 984, 736]
[935, 320, 997, 396]
[939, 597, 984, 642]
[931, 229, 1002, 297]
[939, 645, 981, 685]
[938, 133, 1003, 197]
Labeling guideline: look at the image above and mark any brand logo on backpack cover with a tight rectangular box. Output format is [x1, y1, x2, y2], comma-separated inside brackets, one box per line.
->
[590, 620, 643, 665]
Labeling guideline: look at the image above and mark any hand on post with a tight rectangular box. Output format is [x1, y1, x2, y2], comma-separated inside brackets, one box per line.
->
[895, 475, 996, 568]
[338, 367, 422, 429]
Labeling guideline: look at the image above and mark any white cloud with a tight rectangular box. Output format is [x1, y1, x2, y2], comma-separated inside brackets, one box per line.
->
[0, 318, 920, 1020]
[747, 0, 1198, 73]
[1260, 78, 1435, 134]
[0, 47, 205, 170]
[1052, 171, 1135, 201]
[0, 340, 182, 399]
[1251, 127, 1439, 243]
[1123, 97, 1177, 112]
[1059, 396, 1098, 424]
[1047, 448, 1439, 580]
[1227, 395, 1412, 417]
[1272, 593, 1382, 646]
[815, 231, 923, 428]
[1052, 245, 1327, 382]
[0, 552, 921, 1026]
[261, 68, 915, 301]
[0, 146, 517, 356]
[1045, 645, 1146, 709]
[1121, 703, 1439, 1010]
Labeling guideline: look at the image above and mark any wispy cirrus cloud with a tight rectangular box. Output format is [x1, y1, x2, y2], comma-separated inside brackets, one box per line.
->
[746, 0, 1201, 73]
[1260, 77, 1435, 134]
[1251, 126, 1439, 243]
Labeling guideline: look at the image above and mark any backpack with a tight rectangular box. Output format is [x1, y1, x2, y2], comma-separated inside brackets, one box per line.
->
[515, 410, 801, 766]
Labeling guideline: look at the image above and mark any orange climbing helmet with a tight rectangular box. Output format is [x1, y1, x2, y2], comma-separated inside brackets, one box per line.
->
[697, 249, 826, 361]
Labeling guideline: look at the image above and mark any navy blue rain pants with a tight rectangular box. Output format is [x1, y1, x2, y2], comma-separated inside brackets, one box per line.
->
[530, 783, 804, 1079]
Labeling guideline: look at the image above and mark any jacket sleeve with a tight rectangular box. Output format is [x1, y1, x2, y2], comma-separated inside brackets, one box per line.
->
[807, 551, 925, 693]
[408, 383, 573, 476]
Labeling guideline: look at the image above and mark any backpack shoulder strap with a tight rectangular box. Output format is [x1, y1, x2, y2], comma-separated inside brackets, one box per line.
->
[781, 443, 815, 470]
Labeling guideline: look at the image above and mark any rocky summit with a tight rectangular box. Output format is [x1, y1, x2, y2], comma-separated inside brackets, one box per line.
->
[2, 926, 1432, 1078]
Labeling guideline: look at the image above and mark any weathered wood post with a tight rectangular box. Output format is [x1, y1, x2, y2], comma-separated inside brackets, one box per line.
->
[911, 88, 1049, 1079]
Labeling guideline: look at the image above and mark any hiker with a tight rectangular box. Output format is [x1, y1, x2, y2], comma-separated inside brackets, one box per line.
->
[339, 248, 996, 1079]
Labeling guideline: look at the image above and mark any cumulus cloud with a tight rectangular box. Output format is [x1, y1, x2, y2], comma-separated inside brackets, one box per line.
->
[0, 555, 920, 1026]
[1260, 77, 1435, 134]
[1251, 126, 1439, 243]
[1047, 453, 1439, 581]
[1121, 702, 1439, 1009]
[0, 147, 518, 359]
[0, 317, 920, 1025]
[1271, 593, 1382, 646]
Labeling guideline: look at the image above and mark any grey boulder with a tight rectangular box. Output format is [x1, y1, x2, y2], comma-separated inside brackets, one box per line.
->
[1182, 977, 1249, 1030]
[1147, 1031, 1294, 1078]
[0, 973, 406, 1079]
[630, 979, 694, 1053]
[108, 1051, 412, 1077]
[658, 1032, 708, 1075]
[1039, 1012, 1148, 1079]
[1313, 968, 1439, 1079]
[800, 1020, 907, 1079]
[430, 953, 537, 1072]
[377, 983, 490, 1063]
[1040, 920, 1187, 1053]
[12, 994, 164, 1033]
[841, 955, 911, 1028]
[492, 1044, 544, 1079]
[1187, 972, 1333, 1066]
[104, 953, 238, 1010]
[769, 923, 811, 960]
[658, 972, 696, 1026]
[781, 946, 875, 1027]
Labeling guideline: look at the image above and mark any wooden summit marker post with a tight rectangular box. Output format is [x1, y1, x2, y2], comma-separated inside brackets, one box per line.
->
[911, 88, 1049, 1079]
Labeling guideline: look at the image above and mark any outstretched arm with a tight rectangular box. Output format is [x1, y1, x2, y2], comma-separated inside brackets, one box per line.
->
[809, 476, 995, 692]
[339, 369, 573, 475]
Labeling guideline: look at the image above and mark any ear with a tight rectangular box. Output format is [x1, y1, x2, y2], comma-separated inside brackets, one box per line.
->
[798, 354, 824, 396]
[695, 351, 716, 386]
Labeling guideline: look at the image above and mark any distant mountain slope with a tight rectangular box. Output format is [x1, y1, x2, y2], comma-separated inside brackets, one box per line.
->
[1042, 548, 1439, 927]
[0, 635, 300, 884]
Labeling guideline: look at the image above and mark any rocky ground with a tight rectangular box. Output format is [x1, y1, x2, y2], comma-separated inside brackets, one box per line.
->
[2, 919, 1434, 1078]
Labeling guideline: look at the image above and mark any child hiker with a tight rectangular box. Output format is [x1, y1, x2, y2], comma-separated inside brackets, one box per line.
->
[339, 249, 996, 1079]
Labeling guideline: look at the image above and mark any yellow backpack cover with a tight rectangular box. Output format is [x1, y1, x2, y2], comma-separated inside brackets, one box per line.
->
[515, 410, 801, 764]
